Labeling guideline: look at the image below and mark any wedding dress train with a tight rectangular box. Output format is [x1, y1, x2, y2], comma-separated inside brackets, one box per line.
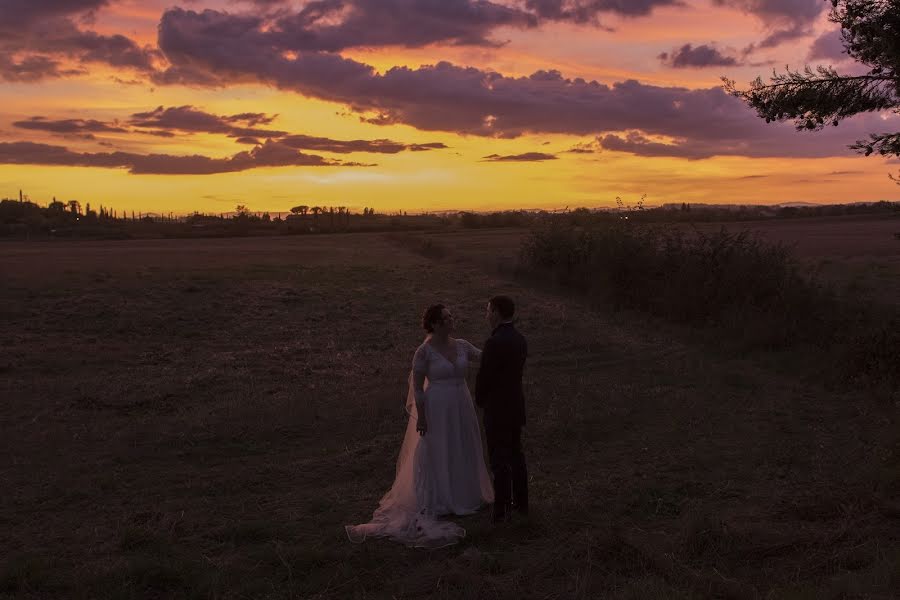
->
[345, 338, 494, 548]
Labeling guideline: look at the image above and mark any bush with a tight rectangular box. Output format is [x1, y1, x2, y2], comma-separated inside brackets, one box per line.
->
[522, 223, 827, 331]
[519, 221, 898, 390]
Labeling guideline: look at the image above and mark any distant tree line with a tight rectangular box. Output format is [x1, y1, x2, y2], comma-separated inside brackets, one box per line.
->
[0, 195, 446, 239]
[454, 200, 899, 229]
[2, 192, 897, 239]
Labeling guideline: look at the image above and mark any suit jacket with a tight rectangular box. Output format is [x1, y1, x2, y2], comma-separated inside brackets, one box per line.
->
[475, 322, 528, 427]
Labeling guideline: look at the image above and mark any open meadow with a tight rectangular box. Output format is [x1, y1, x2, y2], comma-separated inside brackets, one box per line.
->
[1, 217, 899, 599]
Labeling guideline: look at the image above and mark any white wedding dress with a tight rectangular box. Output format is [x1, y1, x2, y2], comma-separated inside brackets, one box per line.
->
[345, 338, 494, 548]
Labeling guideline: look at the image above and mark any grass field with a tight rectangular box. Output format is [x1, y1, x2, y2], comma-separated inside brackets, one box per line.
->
[1, 218, 898, 599]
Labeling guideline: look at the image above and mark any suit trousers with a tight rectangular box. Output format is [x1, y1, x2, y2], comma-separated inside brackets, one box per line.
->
[484, 420, 528, 516]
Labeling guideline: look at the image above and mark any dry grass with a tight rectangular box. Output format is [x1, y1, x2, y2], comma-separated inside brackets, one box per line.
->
[0, 229, 898, 599]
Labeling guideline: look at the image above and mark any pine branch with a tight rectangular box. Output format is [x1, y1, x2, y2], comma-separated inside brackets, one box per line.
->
[723, 65, 898, 130]
[739, 74, 894, 93]
[849, 132, 900, 156]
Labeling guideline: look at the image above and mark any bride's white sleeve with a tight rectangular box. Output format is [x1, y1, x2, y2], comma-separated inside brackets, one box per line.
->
[410, 345, 428, 412]
[460, 339, 482, 361]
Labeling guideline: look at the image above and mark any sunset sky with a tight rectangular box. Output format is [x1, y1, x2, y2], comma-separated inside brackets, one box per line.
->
[1, 0, 898, 214]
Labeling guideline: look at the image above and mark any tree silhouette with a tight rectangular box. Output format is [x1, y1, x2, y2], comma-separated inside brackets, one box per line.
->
[67, 200, 81, 215]
[725, 1, 900, 176]
[290, 205, 309, 215]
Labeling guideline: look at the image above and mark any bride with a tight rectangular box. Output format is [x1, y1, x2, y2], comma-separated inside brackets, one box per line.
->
[345, 304, 494, 548]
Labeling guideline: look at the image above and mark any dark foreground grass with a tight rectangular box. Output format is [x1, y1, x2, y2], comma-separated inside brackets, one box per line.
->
[1, 234, 898, 599]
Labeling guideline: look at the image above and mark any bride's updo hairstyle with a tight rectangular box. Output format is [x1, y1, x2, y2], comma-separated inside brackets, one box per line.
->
[422, 304, 446, 333]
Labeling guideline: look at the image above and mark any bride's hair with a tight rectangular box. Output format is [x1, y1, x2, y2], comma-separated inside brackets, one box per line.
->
[422, 304, 446, 333]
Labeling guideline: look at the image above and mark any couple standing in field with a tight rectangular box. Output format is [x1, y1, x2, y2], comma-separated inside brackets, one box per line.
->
[346, 296, 528, 548]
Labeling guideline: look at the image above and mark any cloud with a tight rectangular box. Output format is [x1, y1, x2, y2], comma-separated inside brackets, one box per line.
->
[12, 104, 450, 157]
[482, 152, 557, 161]
[0, 139, 370, 174]
[0, 0, 157, 82]
[124, 105, 448, 153]
[714, 0, 826, 49]
[524, 0, 682, 22]
[159, 0, 680, 62]
[0, 54, 82, 82]
[143, 130, 178, 138]
[808, 29, 847, 62]
[0, 0, 110, 27]
[239, 0, 289, 6]
[658, 44, 739, 68]
[566, 138, 602, 153]
[278, 134, 448, 154]
[269, 0, 538, 51]
[596, 116, 897, 159]
[598, 131, 711, 159]
[13, 116, 127, 134]
[128, 105, 288, 139]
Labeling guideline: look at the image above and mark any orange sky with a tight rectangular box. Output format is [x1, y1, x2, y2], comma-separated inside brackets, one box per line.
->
[1, 0, 897, 214]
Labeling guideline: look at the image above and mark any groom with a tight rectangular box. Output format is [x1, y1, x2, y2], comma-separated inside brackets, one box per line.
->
[475, 295, 528, 524]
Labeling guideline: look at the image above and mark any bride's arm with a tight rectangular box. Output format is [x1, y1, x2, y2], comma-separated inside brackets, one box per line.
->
[412, 346, 428, 435]
[459, 339, 482, 361]
[413, 372, 428, 434]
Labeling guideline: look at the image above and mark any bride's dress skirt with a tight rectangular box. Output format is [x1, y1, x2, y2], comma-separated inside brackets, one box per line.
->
[346, 379, 494, 548]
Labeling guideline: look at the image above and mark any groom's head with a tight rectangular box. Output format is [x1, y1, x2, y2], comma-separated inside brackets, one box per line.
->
[487, 295, 515, 329]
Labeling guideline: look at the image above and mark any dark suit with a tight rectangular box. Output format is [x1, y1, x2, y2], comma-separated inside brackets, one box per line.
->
[475, 322, 528, 518]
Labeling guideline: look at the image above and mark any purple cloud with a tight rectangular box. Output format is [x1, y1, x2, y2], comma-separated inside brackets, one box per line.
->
[270, 0, 537, 51]
[128, 106, 288, 139]
[597, 115, 898, 159]
[0, 0, 157, 81]
[525, 0, 681, 22]
[659, 44, 739, 68]
[714, 0, 826, 49]
[13, 116, 127, 134]
[12, 103, 449, 155]
[162, 0, 681, 61]
[0, 140, 369, 174]
[566, 138, 602, 153]
[482, 152, 557, 161]
[0, 0, 110, 26]
[278, 134, 448, 153]
[808, 29, 847, 62]
[0, 54, 82, 82]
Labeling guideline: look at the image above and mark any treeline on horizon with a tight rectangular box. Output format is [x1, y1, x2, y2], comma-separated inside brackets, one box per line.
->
[1, 194, 899, 239]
